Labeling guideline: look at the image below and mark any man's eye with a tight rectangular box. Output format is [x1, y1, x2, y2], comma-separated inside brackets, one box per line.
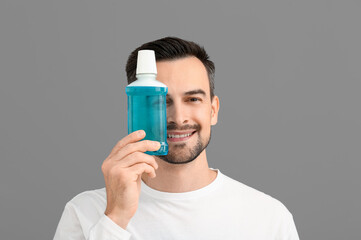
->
[189, 98, 201, 102]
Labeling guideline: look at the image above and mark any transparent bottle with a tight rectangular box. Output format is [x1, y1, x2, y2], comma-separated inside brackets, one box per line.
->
[125, 50, 168, 155]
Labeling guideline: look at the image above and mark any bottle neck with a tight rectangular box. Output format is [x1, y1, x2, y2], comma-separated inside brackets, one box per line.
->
[127, 73, 167, 88]
[136, 73, 156, 79]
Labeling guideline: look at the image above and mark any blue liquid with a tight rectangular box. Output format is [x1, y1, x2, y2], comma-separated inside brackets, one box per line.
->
[126, 86, 168, 155]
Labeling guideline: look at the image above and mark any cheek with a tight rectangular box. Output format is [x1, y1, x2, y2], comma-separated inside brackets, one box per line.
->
[194, 107, 212, 127]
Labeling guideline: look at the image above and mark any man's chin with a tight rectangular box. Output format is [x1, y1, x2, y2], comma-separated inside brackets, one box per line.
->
[157, 150, 194, 165]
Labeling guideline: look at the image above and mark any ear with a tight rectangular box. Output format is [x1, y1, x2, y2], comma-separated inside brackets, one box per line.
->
[210, 95, 220, 126]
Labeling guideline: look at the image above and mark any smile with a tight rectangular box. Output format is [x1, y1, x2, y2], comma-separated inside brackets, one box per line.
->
[167, 131, 196, 142]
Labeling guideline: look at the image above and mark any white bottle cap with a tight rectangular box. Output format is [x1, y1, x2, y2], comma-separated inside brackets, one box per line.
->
[136, 50, 157, 75]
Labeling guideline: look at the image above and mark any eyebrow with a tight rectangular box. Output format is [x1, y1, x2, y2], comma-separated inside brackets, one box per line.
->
[184, 89, 207, 96]
[167, 89, 206, 98]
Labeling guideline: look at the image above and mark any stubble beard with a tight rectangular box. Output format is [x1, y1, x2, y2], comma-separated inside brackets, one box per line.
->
[157, 129, 212, 165]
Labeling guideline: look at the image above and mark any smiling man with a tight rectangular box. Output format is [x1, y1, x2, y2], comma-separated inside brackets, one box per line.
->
[54, 37, 299, 240]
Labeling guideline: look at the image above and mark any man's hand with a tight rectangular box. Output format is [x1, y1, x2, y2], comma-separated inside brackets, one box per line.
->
[101, 130, 160, 229]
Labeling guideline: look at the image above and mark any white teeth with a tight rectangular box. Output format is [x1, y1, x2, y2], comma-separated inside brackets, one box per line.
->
[167, 132, 193, 138]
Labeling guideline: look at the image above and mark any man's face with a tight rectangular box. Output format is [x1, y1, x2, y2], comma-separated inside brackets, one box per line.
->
[155, 57, 220, 164]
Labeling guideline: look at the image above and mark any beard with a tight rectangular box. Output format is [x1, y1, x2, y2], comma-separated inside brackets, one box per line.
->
[157, 123, 212, 165]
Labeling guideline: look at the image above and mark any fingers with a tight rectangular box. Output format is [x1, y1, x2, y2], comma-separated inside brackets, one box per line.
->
[123, 152, 158, 169]
[103, 133, 160, 177]
[113, 140, 161, 161]
[120, 152, 159, 170]
[103, 131, 160, 182]
[109, 130, 146, 157]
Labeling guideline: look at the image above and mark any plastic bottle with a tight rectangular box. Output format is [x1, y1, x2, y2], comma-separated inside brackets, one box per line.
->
[125, 50, 168, 155]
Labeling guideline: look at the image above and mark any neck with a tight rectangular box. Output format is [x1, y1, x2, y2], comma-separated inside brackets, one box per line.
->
[141, 150, 217, 193]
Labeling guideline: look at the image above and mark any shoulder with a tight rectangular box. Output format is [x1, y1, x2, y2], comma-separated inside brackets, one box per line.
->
[219, 172, 293, 217]
[66, 187, 107, 214]
[218, 172, 299, 238]
[56, 188, 108, 239]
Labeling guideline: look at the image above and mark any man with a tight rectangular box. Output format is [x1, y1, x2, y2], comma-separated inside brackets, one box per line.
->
[54, 37, 299, 239]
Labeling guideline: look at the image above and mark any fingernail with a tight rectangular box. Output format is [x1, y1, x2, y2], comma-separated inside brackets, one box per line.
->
[138, 130, 145, 137]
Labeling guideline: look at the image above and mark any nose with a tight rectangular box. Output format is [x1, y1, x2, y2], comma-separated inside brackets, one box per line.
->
[167, 101, 189, 126]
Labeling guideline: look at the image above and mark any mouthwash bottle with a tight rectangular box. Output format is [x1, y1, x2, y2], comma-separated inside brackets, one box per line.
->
[126, 50, 168, 155]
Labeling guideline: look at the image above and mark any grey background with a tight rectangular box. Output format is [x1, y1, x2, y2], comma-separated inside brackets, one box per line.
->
[0, 0, 360, 239]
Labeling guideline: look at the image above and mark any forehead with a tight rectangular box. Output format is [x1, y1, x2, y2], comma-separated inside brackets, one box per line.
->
[156, 57, 210, 97]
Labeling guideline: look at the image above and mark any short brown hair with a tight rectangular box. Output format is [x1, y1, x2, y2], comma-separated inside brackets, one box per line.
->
[125, 36, 215, 99]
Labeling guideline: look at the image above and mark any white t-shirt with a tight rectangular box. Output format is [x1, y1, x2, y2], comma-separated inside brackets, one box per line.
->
[54, 169, 299, 240]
